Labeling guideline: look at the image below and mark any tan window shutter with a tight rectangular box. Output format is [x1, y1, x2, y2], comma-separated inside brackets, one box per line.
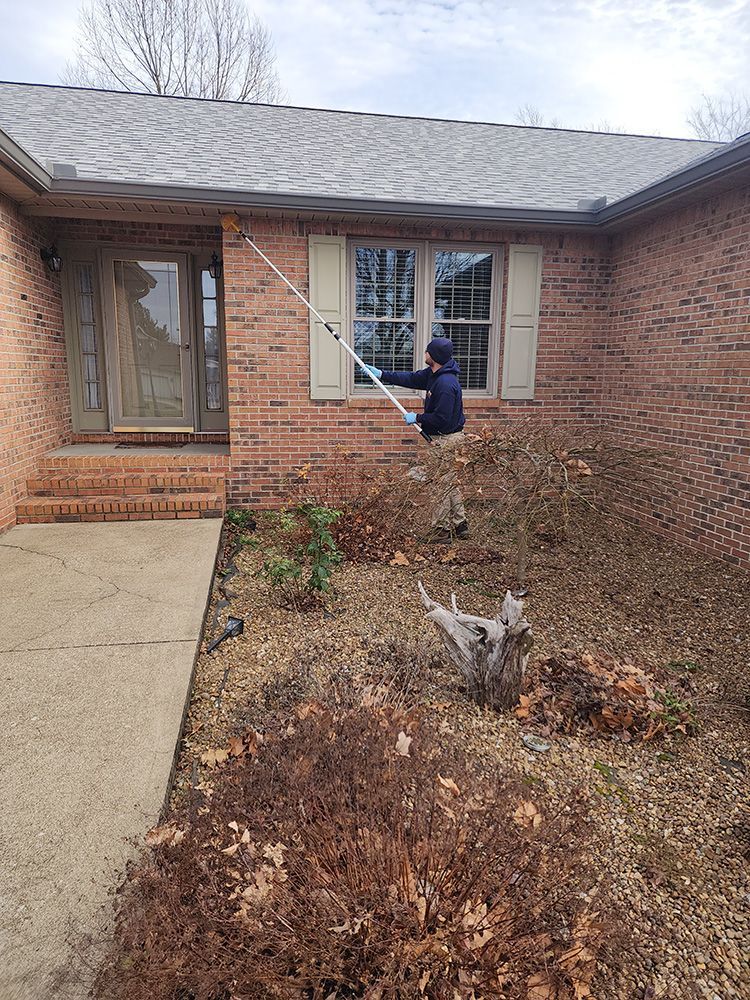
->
[309, 235, 347, 400]
[501, 245, 543, 400]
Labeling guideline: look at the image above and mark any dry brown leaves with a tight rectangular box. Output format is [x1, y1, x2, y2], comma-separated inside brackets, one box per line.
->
[96, 702, 616, 1000]
[145, 824, 184, 848]
[518, 648, 696, 742]
[200, 728, 263, 768]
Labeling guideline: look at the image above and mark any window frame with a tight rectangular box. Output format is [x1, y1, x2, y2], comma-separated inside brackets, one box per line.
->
[347, 237, 503, 398]
[348, 237, 426, 395]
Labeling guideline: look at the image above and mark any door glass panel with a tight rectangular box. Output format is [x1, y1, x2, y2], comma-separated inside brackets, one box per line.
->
[199, 268, 223, 411]
[73, 263, 102, 411]
[112, 260, 184, 419]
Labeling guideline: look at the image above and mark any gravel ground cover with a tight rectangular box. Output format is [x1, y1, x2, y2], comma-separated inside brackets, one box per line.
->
[173, 515, 749, 1000]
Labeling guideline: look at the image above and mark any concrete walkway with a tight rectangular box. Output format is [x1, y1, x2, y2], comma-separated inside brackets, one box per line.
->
[0, 520, 221, 999]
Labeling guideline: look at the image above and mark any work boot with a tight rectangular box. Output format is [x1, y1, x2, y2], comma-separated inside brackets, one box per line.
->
[455, 520, 469, 539]
[427, 526, 453, 544]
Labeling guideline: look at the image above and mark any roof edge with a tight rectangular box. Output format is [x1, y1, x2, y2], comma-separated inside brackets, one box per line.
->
[0, 127, 51, 193]
[47, 177, 600, 226]
[34, 126, 750, 226]
[600, 132, 750, 223]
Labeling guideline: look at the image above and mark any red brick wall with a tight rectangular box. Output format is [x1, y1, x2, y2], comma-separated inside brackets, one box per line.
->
[3, 197, 745, 569]
[53, 217, 222, 251]
[603, 185, 750, 567]
[223, 218, 611, 507]
[0, 195, 70, 531]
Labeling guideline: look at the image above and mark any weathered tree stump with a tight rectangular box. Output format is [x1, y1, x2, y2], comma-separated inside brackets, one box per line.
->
[418, 582, 533, 711]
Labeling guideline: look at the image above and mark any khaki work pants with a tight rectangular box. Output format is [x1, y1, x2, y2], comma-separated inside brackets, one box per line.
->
[412, 430, 467, 530]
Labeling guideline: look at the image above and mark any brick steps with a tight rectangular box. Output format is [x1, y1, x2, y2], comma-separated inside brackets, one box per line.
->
[16, 447, 229, 524]
[16, 492, 224, 523]
[37, 455, 229, 473]
[27, 472, 225, 497]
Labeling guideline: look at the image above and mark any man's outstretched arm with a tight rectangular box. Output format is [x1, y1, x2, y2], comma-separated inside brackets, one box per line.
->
[365, 365, 430, 391]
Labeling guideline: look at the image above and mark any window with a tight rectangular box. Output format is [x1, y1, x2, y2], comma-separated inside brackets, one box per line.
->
[353, 246, 417, 386]
[350, 240, 501, 394]
[72, 263, 103, 410]
[200, 269, 223, 411]
[432, 250, 494, 391]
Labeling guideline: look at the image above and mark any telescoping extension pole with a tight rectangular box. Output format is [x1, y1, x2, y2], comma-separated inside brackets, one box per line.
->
[220, 214, 432, 443]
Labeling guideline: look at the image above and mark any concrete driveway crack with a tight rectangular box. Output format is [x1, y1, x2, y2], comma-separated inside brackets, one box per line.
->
[0, 542, 179, 652]
[0, 638, 196, 653]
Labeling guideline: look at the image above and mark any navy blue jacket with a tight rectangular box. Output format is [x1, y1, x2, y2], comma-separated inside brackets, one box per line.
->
[380, 358, 465, 435]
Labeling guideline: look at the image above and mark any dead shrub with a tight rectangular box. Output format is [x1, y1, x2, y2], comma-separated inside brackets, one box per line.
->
[287, 447, 434, 561]
[453, 418, 670, 582]
[252, 637, 445, 723]
[517, 649, 698, 742]
[94, 706, 619, 999]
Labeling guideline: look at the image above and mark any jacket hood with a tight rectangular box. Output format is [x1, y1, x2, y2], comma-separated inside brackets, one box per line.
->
[433, 358, 461, 378]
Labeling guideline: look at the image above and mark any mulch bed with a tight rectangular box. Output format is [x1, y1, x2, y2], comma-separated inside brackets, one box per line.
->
[167, 513, 749, 999]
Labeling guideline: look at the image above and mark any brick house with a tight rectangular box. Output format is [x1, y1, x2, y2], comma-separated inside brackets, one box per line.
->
[0, 82, 748, 567]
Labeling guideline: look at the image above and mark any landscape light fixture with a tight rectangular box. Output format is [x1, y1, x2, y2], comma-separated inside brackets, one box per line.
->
[40, 245, 63, 273]
[206, 615, 244, 653]
[208, 252, 223, 280]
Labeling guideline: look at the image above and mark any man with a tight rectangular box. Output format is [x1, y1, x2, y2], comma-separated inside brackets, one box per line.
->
[366, 337, 468, 543]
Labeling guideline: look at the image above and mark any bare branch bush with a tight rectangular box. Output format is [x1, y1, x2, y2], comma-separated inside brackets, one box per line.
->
[453, 418, 670, 582]
[241, 634, 437, 727]
[93, 702, 620, 998]
[686, 91, 750, 141]
[63, 0, 284, 102]
[288, 447, 434, 561]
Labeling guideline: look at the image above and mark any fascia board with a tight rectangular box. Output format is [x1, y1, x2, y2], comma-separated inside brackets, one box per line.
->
[599, 137, 750, 224]
[48, 176, 599, 226]
[0, 128, 51, 192]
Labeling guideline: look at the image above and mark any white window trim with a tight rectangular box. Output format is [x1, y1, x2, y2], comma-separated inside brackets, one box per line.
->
[347, 237, 503, 398]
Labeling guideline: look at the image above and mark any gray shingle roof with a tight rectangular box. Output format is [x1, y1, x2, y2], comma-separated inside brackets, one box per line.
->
[0, 82, 722, 212]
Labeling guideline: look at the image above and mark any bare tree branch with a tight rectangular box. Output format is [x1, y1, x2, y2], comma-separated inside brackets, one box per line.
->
[515, 102, 542, 126]
[585, 119, 630, 134]
[62, 0, 285, 103]
[686, 91, 750, 141]
[515, 104, 632, 134]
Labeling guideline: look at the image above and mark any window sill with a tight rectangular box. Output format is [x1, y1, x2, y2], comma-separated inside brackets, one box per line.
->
[346, 395, 499, 409]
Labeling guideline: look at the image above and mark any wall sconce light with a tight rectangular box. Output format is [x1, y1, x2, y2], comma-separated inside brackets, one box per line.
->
[208, 252, 223, 280]
[40, 246, 63, 273]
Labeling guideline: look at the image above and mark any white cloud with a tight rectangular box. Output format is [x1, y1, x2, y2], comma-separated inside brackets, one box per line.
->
[252, 0, 750, 134]
[0, 0, 749, 136]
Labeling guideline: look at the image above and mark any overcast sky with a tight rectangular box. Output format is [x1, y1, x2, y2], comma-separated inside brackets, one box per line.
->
[1, 0, 749, 137]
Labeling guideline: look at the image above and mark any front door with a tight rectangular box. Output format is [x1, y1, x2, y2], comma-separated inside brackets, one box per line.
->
[102, 250, 195, 431]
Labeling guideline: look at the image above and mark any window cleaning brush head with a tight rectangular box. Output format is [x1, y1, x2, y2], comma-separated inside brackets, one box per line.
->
[220, 213, 242, 233]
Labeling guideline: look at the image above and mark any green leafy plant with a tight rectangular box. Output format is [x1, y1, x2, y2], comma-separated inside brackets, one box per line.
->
[260, 504, 342, 609]
[225, 507, 256, 531]
[654, 687, 699, 733]
[664, 659, 700, 675]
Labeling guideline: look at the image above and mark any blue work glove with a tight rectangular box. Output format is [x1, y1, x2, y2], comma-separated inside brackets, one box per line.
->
[404, 412, 418, 425]
[364, 364, 382, 379]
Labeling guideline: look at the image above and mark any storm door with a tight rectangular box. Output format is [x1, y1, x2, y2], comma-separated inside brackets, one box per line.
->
[102, 251, 194, 431]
